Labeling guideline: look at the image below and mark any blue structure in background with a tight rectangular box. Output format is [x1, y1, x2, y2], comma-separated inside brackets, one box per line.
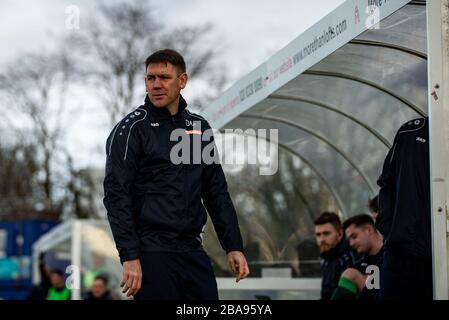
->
[0, 220, 57, 300]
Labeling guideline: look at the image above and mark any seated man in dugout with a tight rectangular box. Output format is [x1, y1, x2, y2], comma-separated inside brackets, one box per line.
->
[331, 214, 384, 300]
[314, 212, 358, 300]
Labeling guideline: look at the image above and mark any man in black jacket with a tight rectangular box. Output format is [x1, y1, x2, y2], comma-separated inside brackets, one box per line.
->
[314, 212, 358, 300]
[103, 49, 249, 300]
[331, 214, 384, 300]
[376, 117, 432, 299]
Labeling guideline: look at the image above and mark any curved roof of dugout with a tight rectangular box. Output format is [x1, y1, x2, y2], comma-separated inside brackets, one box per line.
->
[203, 0, 428, 216]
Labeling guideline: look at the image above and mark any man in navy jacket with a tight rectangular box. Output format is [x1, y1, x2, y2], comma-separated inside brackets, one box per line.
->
[376, 117, 432, 299]
[104, 49, 249, 300]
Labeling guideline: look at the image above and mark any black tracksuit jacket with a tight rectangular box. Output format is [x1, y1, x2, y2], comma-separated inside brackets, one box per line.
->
[104, 95, 243, 263]
[320, 239, 358, 300]
[376, 117, 431, 258]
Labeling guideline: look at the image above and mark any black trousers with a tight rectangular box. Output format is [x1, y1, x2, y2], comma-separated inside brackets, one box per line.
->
[380, 249, 433, 300]
[134, 251, 219, 300]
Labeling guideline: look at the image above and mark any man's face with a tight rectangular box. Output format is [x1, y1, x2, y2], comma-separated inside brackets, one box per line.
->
[315, 223, 342, 253]
[145, 62, 187, 110]
[49, 272, 65, 289]
[91, 279, 108, 298]
[345, 224, 371, 254]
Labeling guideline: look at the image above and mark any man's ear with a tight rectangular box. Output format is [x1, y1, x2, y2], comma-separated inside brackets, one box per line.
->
[364, 225, 374, 234]
[337, 229, 343, 240]
[179, 72, 188, 89]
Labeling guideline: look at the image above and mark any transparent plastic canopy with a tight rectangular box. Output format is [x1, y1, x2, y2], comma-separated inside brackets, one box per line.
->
[208, 1, 428, 217]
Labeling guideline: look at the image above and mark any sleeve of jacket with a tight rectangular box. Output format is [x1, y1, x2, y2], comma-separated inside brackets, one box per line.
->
[201, 124, 244, 253]
[376, 131, 399, 237]
[103, 111, 145, 263]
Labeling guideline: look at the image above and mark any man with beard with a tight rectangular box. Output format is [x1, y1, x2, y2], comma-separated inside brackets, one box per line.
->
[314, 211, 358, 300]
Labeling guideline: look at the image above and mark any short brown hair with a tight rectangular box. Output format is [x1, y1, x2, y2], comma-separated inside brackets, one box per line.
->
[342, 214, 375, 230]
[145, 49, 186, 74]
[314, 211, 342, 231]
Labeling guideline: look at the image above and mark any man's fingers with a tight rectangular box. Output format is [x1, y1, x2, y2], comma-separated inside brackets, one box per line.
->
[244, 262, 250, 277]
[136, 273, 142, 293]
[122, 272, 133, 294]
[238, 264, 245, 281]
[242, 261, 250, 279]
[121, 259, 142, 297]
[229, 259, 237, 274]
[123, 270, 143, 296]
[227, 252, 250, 283]
[235, 258, 250, 282]
[121, 271, 130, 288]
[129, 273, 141, 296]
[234, 260, 243, 282]
[122, 280, 132, 294]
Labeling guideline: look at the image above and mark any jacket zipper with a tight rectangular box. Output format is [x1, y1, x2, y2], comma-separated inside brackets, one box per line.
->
[172, 115, 190, 236]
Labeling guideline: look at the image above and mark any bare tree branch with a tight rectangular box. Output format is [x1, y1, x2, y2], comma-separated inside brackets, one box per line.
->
[66, 0, 227, 126]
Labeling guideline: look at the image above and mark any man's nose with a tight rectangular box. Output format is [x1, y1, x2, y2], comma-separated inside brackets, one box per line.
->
[153, 77, 162, 88]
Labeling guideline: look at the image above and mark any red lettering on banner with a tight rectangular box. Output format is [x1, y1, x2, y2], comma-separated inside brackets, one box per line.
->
[212, 95, 241, 122]
[280, 58, 292, 74]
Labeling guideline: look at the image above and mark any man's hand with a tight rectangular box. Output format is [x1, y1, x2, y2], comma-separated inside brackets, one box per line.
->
[227, 251, 250, 283]
[121, 259, 142, 297]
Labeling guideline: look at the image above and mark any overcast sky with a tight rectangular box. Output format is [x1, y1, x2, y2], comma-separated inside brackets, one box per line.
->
[0, 0, 345, 168]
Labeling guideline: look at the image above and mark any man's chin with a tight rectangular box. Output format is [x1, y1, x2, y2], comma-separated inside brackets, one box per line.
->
[151, 101, 167, 108]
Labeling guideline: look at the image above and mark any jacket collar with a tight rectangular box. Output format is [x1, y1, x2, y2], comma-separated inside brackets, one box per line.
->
[144, 94, 187, 119]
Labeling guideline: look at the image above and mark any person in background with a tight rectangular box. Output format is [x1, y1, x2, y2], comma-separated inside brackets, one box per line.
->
[47, 269, 71, 300]
[27, 252, 51, 300]
[314, 211, 358, 300]
[376, 117, 432, 299]
[84, 274, 114, 300]
[331, 214, 384, 300]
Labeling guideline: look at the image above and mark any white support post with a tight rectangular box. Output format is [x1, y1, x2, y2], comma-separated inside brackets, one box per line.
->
[71, 220, 82, 300]
[427, 0, 449, 300]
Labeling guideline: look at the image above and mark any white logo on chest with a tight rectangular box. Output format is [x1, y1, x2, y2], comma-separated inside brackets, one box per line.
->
[185, 119, 196, 127]
[416, 137, 426, 143]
